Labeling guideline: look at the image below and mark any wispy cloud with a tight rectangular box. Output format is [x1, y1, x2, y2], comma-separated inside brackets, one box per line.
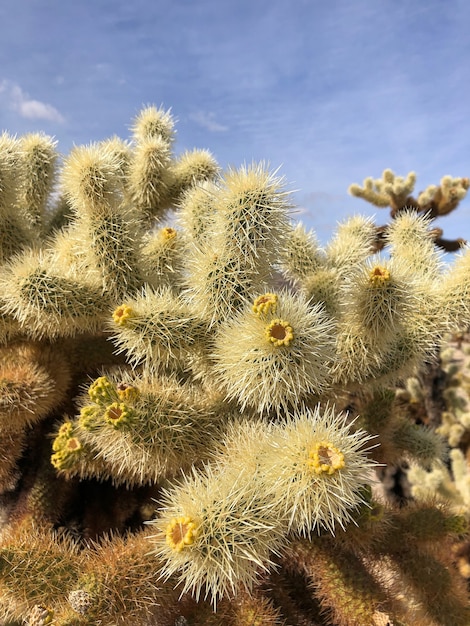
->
[0, 80, 65, 124]
[189, 110, 228, 132]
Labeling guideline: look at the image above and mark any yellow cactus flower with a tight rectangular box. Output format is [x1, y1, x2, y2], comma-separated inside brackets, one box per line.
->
[104, 402, 135, 429]
[78, 405, 101, 430]
[116, 381, 140, 401]
[368, 265, 391, 287]
[265, 318, 294, 347]
[165, 516, 198, 552]
[307, 441, 345, 475]
[88, 375, 116, 404]
[112, 304, 135, 326]
[160, 226, 177, 241]
[252, 293, 278, 316]
[51, 422, 83, 470]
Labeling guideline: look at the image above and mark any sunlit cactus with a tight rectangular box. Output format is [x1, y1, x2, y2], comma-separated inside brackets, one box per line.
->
[0, 108, 469, 626]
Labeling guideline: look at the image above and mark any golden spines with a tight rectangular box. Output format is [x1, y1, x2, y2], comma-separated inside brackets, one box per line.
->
[0, 519, 83, 623]
[0, 133, 36, 261]
[17, 133, 58, 230]
[182, 164, 292, 325]
[139, 225, 185, 289]
[150, 463, 285, 606]
[130, 105, 175, 144]
[61, 142, 125, 215]
[0, 249, 110, 339]
[286, 538, 389, 626]
[279, 222, 324, 283]
[110, 286, 207, 371]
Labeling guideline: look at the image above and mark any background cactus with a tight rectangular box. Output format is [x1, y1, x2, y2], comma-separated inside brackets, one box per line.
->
[0, 107, 469, 625]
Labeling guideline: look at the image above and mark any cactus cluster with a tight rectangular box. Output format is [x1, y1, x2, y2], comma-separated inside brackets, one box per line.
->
[0, 107, 469, 625]
[349, 168, 469, 251]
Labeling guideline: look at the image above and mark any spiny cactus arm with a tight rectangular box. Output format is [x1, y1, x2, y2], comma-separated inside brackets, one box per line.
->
[0, 339, 72, 500]
[0, 342, 71, 431]
[61, 143, 146, 298]
[417, 174, 470, 217]
[124, 106, 175, 219]
[302, 267, 342, 319]
[250, 407, 378, 536]
[390, 501, 468, 543]
[377, 538, 470, 625]
[139, 225, 185, 290]
[385, 211, 444, 280]
[17, 133, 58, 232]
[182, 241, 272, 326]
[131, 105, 175, 145]
[439, 245, 470, 331]
[126, 134, 172, 218]
[278, 221, 325, 284]
[182, 164, 293, 326]
[149, 463, 285, 607]
[0, 249, 111, 339]
[324, 214, 377, 271]
[160, 148, 220, 210]
[43, 193, 75, 235]
[109, 286, 208, 372]
[285, 537, 390, 626]
[0, 429, 27, 494]
[348, 169, 417, 215]
[175, 179, 219, 245]
[58, 372, 231, 487]
[339, 256, 430, 350]
[0, 133, 37, 262]
[0, 519, 84, 625]
[213, 163, 292, 261]
[60, 529, 182, 626]
[293, 215, 378, 319]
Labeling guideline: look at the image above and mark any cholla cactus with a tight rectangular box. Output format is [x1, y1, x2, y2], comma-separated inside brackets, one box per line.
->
[0, 108, 469, 626]
[349, 168, 469, 251]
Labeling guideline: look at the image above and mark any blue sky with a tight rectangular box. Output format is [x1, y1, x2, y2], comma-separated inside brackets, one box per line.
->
[1, 0, 470, 246]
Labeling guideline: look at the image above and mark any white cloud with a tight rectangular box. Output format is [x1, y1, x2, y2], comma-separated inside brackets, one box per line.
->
[0, 80, 65, 123]
[189, 110, 228, 132]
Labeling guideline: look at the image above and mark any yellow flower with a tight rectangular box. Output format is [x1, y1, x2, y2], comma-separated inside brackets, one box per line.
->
[307, 441, 345, 475]
[51, 423, 83, 470]
[104, 402, 135, 429]
[78, 405, 101, 430]
[160, 226, 177, 241]
[165, 516, 198, 552]
[116, 381, 140, 401]
[265, 318, 294, 347]
[112, 304, 135, 326]
[368, 265, 391, 287]
[88, 375, 116, 404]
[252, 293, 278, 316]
